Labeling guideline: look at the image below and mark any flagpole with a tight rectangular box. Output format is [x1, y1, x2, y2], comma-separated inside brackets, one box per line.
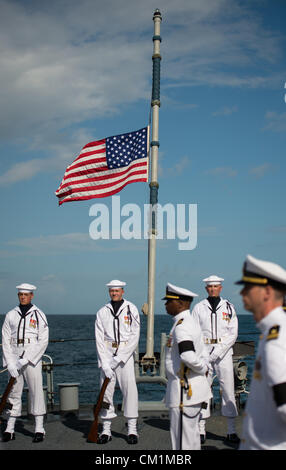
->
[142, 9, 162, 370]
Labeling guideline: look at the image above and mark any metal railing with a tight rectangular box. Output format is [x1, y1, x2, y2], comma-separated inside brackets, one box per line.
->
[39, 333, 253, 412]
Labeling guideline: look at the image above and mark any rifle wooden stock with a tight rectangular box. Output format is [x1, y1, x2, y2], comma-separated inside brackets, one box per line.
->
[0, 376, 16, 422]
[87, 376, 110, 443]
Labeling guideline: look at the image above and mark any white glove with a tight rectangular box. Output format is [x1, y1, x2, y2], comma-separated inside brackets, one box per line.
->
[209, 352, 219, 364]
[16, 357, 29, 371]
[110, 357, 120, 370]
[7, 363, 19, 378]
[102, 365, 114, 379]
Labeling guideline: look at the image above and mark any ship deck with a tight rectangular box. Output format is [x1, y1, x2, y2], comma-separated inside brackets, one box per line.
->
[0, 404, 243, 452]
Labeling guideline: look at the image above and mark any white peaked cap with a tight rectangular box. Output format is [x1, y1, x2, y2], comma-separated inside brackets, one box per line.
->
[16, 283, 37, 293]
[236, 254, 286, 289]
[203, 275, 224, 286]
[162, 282, 198, 300]
[106, 279, 126, 288]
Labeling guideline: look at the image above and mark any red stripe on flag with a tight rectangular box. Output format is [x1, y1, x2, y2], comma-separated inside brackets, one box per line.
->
[64, 157, 107, 174]
[59, 161, 147, 190]
[57, 167, 147, 199]
[58, 179, 147, 205]
[55, 127, 149, 204]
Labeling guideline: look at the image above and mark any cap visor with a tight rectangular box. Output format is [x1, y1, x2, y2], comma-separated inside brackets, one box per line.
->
[162, 294, 180, 300]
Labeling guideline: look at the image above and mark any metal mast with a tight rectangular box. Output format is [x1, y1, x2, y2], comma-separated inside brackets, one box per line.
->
[142, 9, 162, 371]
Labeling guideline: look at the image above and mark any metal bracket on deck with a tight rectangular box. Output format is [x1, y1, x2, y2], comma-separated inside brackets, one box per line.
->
[42, 354, 55, 409]
[134, 333, 168, 387]
[140, 355, 158, 374]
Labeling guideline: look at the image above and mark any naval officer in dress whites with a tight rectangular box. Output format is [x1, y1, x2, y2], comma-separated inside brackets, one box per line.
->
[237, 255, 286, 450]
[1, 283, 49, 443]
[95, 280, 140, 444]
[163, 283, 212, 450]
[191, 275, 239, 444]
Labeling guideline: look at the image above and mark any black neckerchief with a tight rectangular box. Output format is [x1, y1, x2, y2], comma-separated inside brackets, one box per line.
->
[207, 296, 221, 312]
[111, 299, 124, 315]
[17, 303, 33, 344]
[109, 299, 124, 357]
[19, 303, 33, 316]
[207, 296, 221, 343]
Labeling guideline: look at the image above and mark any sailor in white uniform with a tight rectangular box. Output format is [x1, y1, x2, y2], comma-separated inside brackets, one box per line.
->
[191, 275, 239, 443]
[95, 280, 140, 444]
[237, 255, 286, 450]
[1, 283, 49, 443]
[163, 283, 212, 450]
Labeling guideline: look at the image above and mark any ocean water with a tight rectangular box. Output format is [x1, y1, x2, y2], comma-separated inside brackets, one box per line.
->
[0, 313, 259, 406]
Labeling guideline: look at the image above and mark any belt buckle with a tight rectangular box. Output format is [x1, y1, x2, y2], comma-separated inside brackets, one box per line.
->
[210, 339, 217, 344]
[112, 342, 118, 348]
[17, 338, 30, 345]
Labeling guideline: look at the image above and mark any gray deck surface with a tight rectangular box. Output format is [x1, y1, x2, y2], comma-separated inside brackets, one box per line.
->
[0, 404, 242, 452]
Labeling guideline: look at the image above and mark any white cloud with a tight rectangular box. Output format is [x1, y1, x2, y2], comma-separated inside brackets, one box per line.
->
[0, 128, 94, 186]
[248, 163, 274, 179]
[263, 111, 286, 132]
[0, 0, 284, 184]
[159, 155, 191, 178]
[206, 166, 238, 177]
[212, 106, 238, 116]
[1, 232, 147, 257]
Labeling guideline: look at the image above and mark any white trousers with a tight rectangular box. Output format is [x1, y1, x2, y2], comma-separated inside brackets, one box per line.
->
[169, 404, 201, 450]
[99, 354, 138, 420]
[7, 361, 46, 417]
[201, 351, 238, 419]
[216, 353, 238, 417]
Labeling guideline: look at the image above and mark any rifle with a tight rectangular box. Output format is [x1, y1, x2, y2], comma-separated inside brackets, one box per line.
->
[87, 376, 110, 443]
[0, 377, 16, 423]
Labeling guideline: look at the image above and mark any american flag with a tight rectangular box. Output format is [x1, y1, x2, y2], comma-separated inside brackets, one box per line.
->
[55, 127, 149, 205]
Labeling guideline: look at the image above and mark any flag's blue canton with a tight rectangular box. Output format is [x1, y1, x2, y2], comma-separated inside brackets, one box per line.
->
[106, 127, 147, 169]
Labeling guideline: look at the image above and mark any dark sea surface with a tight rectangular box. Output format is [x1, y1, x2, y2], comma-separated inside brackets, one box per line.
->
[0, 314, 259, 407]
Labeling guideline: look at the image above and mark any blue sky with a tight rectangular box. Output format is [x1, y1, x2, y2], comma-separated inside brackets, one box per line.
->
[0, 0, 285, 317]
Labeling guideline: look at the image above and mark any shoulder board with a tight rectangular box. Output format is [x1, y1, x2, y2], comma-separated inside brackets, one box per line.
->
[176, 318, 184, 326]
[267, 325, 280, 341]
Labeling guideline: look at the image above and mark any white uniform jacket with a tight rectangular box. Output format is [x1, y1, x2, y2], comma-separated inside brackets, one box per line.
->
[95, 299, 140, 370]
[165, 310, 212, 408]
[240, 307, 286, 450]
[191, 298, 238, 362]
[2, 305, 49, 367]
